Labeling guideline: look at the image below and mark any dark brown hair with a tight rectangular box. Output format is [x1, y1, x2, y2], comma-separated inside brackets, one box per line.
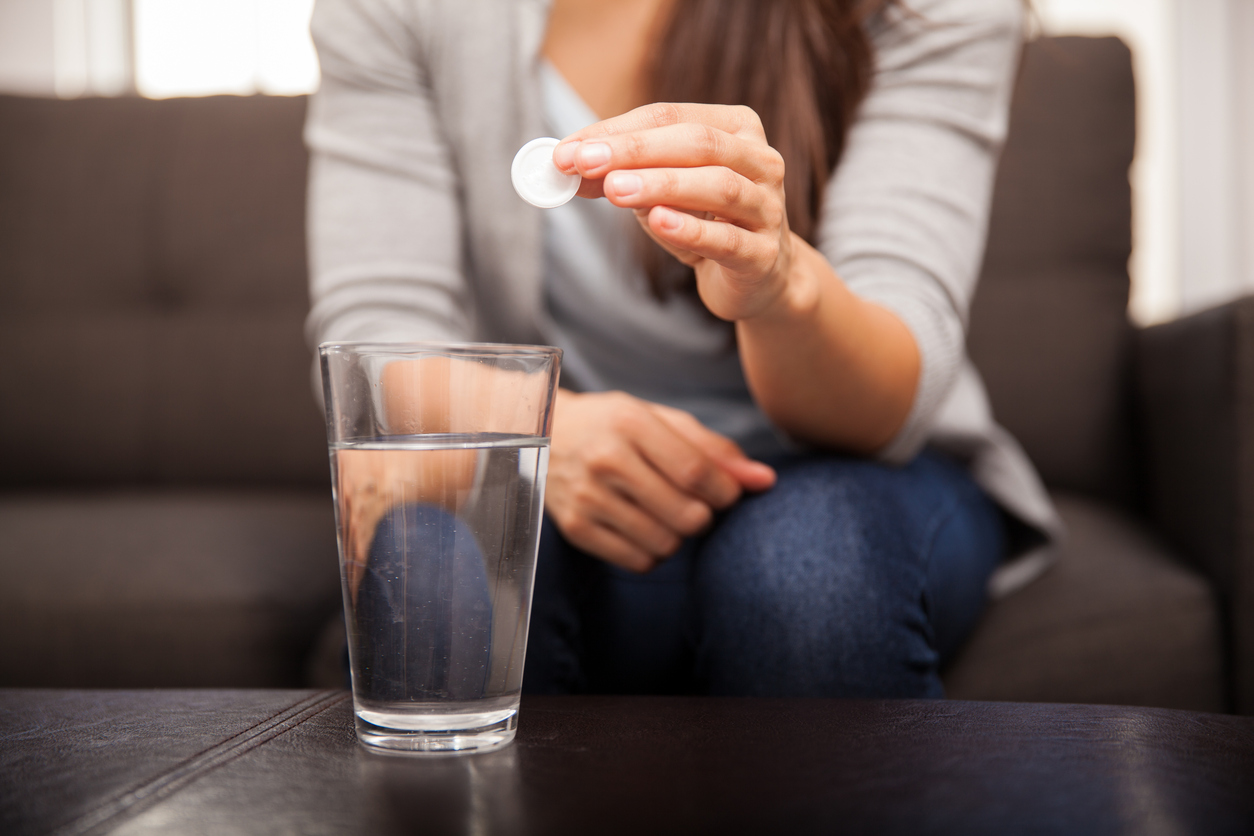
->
[643, 0, 895, 296]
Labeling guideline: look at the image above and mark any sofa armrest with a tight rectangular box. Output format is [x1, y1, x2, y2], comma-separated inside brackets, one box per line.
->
[1137, 294, 1254, 713]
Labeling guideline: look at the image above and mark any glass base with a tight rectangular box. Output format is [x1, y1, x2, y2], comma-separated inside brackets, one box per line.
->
[354, 705, 518, 755]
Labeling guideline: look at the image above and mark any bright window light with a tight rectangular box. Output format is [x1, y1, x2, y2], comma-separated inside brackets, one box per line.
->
[134, 0, 317, 98]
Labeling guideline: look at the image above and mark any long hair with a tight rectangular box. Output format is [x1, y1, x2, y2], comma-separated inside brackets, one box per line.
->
[643, 0, 895, 297]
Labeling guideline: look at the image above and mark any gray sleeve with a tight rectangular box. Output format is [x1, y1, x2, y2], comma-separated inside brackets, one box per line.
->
[817, 0, 1023, 462]
[304, 0, 472, 347]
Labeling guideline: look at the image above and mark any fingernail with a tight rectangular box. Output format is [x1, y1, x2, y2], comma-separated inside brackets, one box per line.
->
[577, 142, 611, 168]
[553, 140, 580, 171]
[657, 207, 683, 231]
[608, 171, 642, 197]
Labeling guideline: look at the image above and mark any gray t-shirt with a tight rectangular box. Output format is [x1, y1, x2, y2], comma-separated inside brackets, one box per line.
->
[304, 0, 1063, 593]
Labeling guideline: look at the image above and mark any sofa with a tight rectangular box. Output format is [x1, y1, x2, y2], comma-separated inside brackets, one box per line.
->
[1, 36, 1250, 713]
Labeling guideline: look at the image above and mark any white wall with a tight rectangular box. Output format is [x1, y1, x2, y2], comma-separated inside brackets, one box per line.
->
[1178, 0, 1254, 314]
[1241, 2, 1254, 310]
[0, 0, 57, 95]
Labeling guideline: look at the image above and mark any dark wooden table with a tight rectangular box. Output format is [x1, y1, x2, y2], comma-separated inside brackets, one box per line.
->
[2, 689, 1252, 835]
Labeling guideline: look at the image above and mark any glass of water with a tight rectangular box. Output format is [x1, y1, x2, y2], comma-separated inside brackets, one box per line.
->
[319, 342, 561, 754]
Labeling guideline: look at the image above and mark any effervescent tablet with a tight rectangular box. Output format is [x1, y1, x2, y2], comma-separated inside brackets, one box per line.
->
[511, 137, 581, 209]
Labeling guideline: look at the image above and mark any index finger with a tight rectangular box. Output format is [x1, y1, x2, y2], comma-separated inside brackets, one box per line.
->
[627, 407, 743, 510]
[560, 102, 767, 146]
[647, 402, 747, 462]
[647, 403, 777, 492]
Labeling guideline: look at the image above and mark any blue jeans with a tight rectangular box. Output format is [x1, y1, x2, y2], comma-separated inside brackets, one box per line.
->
[522, 450, 1005, 698]
[353, 504, 494, 702]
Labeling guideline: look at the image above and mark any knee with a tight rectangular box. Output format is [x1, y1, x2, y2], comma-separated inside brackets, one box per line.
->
[700, 461, 911, 614]
[693, 461, 938, 697]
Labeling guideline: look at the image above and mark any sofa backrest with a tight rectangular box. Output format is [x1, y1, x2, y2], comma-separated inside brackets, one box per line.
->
[969, 36, 1137, 507]
[0, 36, 1138, 498]
[0, 94, 326, 488]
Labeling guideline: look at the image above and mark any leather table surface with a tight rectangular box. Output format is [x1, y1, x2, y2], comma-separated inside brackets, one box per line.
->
[2, 690, 1252, 835]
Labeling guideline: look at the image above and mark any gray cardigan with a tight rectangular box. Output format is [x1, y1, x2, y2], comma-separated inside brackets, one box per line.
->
[304, 0, 1063, 592]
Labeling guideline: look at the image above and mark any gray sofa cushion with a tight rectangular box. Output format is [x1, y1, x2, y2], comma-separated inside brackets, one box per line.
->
[944, 495, 1225, 712]
[0, 491, 341, 687]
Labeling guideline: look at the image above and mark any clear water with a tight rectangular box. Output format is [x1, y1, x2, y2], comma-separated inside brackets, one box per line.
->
[330, 433, 550, 751]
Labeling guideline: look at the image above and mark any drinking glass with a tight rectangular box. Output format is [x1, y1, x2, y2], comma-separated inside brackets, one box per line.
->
[320, 342, 561, 754]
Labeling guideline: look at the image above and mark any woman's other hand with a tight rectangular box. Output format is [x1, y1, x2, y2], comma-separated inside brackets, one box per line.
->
[553, 103, 794, 323]
[547, 389, 776, 572]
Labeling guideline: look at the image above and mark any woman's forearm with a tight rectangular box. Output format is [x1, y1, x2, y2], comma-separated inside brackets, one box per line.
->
[736, 233, 920, 455]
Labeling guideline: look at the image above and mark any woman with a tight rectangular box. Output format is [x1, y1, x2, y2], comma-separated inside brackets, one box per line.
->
[306, 0, 1061, 697]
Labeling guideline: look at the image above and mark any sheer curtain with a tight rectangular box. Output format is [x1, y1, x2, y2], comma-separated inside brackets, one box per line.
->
[53, 0, 134, 97]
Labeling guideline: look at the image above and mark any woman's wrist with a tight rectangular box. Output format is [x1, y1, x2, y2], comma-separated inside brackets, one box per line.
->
[739, 233, 831, 327]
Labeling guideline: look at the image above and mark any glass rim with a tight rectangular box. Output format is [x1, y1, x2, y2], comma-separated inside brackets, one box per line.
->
[318, 340, 562, 359]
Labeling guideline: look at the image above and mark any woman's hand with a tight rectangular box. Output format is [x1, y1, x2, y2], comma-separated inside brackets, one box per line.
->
[553, 103, 797, 323]
[555, 103, 921, 455]
[547, 389, 776, 573]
